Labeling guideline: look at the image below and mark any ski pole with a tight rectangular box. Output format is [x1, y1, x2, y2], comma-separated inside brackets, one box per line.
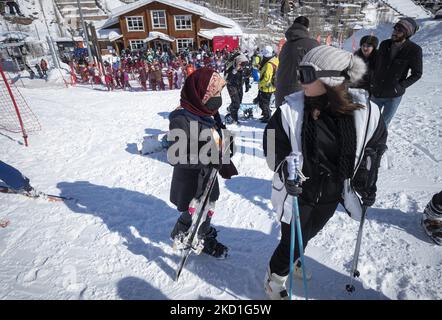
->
[346, 205, 368, 293]
[286, 152, 308, 300]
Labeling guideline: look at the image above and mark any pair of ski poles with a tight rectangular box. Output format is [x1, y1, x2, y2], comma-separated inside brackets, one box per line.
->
[286, 153, 369, 299]
[286, 153, 309, 300]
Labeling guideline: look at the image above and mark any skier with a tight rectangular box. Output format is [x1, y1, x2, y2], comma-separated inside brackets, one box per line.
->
[224, 53, 248, 125]
[263, 45, 388, 300]
[258, 45, 279, 123]
[352, 35, 379, 94]
[371, 17, 422, 126]
[0, 0, 24, 17]
[168, 67, 237, 259]
[0, 161, 36, 196]
[422, 191, 442, 245]
[275, 16, 318, 108]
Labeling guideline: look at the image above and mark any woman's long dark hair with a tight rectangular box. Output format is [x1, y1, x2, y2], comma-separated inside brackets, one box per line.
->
[325, 83, 365, 115]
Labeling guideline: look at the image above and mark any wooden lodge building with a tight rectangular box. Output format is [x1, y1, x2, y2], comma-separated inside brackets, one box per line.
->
[97, 0, 242, 55]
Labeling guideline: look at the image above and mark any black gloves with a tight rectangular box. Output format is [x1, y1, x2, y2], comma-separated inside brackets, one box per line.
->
[354, 145, 387, 207]
[285, 179, 302, 197]
[360, 187, 376, 207]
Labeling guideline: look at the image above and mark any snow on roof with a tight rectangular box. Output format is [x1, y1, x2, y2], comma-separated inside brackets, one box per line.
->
[198, 28, 242, 40]
[101, 0, 241, 34]
[338, 4, 361, 8]
[0, 31, 30, 42]
[143, 31, 175, 43]
[382, 0, 431, 19]
[97, 28, 123, 41]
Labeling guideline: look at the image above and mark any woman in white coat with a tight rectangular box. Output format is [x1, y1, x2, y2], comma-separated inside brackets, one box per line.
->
[263, 45, 388, 300]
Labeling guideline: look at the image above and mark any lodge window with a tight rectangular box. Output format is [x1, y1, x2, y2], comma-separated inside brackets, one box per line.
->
[126, 16, 145, 32]
[151, 10, 167, 29]
[177, 38, 194, 52]
[174, 15, 192, 30]
[129, 40, 145, 51]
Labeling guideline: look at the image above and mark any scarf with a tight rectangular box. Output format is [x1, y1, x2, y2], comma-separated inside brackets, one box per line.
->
[302, 94, 356, 181]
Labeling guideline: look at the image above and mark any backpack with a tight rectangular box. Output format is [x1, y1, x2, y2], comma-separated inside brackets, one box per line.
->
[261, 61, 277, 87]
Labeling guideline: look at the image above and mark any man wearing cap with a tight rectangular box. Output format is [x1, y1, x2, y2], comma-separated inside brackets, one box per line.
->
[275, 16, 319, 108]
[258, 46, 279, 123]
[371, 17, 423, 126]
[225, 53, 249, 124]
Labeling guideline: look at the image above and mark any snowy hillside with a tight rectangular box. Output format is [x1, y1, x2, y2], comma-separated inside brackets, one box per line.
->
[382, 0, 431, 18]
[1, 10, 441, 301]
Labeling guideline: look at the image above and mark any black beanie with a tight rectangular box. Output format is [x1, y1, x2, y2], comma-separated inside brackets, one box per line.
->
[360, 35, 379, 49]
[294, 16, 309, 29]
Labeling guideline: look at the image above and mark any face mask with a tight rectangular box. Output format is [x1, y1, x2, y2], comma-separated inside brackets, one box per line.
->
[205, 96, 223, 111]
[304, 93, 329, 112]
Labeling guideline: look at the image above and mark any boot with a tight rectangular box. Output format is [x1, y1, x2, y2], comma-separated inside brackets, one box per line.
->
[264, 267, 289, 300]
[422, 197, 442, 246]
[293, 258, 312, 281]
[170, 212, 191, 250]
[201, 227, 228, 259]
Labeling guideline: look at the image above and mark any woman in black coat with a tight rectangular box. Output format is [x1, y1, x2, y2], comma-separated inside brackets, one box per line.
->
[167, 67, 237, 259]
[353, 35, 379, 95]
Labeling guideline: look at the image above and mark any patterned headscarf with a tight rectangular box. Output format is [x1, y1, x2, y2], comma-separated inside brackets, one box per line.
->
[180, 67, 226, 117]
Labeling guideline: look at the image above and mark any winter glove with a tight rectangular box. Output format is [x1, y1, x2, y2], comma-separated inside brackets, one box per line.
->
[360, 187, 376, 207]
[285, 180, 302, 197]
[219, 162, 238, 180]
[354, 145, 387, 207]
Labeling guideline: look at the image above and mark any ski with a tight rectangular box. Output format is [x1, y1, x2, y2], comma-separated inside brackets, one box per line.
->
[0, 186, 75, 202]
[175, 167, 219, 281]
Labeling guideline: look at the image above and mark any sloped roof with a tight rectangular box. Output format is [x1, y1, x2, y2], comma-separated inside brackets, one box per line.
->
[101, 0, 238, 31]
[143, 31, 175, 43]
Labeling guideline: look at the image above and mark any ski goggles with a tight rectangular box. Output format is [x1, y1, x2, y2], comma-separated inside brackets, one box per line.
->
[298, 65, 350, 85]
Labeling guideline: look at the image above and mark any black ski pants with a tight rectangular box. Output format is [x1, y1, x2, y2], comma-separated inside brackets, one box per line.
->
[259, 91, 272, 120]
[269, 199, 340, 276]
[227, 85, 243, 122]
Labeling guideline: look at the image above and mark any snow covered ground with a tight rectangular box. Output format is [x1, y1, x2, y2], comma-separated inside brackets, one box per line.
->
[1, 19, 441, 300]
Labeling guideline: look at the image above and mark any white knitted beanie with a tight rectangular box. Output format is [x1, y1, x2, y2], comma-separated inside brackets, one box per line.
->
[300, 45, 367, 87]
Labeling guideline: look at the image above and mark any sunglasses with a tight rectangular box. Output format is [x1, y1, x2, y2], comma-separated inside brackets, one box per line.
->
[298, 65, 350, 85]
[393, 24, 406, 33]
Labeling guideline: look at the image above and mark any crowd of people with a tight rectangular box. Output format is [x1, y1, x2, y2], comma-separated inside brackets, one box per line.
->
[70, 46, 247, 92]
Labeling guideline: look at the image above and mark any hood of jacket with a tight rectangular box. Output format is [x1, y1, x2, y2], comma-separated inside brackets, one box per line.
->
[285, 23, 310, 42]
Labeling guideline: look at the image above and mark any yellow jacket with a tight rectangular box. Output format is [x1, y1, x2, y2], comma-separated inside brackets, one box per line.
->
[259, 56, 279, 93]
[252, 55, 261, 69]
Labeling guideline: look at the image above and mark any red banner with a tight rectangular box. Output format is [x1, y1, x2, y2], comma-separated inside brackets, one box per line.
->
[213, 36, 240, 52]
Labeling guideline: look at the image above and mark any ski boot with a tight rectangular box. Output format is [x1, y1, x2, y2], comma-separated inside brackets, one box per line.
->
[201, 227, 228, 259]
[170, 213, 192, 251]
[422, 195, 442, 246]
[264, 267, 289, 300]
[293, 258, 312, 281]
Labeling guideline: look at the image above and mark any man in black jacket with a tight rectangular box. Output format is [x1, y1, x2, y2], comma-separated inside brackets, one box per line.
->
[371, 17, 423, 126]
[225, 53, 248, 124]
[275, 16, 318, 108]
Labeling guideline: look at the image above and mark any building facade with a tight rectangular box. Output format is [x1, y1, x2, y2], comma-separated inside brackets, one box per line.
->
[98, 0, 241, 54]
